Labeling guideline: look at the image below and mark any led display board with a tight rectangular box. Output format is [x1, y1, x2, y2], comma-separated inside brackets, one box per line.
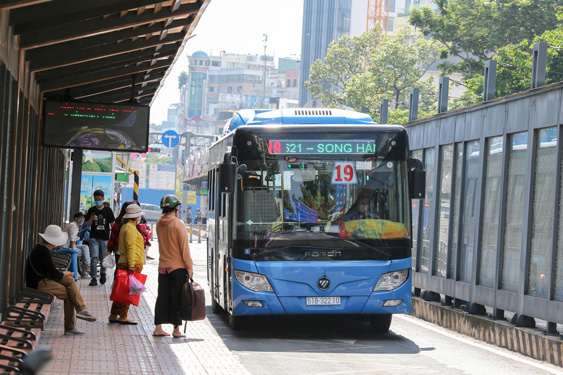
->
[268, 140, 376, 155]
[43, 99, 150, 152]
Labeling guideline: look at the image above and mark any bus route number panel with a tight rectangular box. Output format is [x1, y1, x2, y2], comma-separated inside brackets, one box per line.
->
[268, 140, 376, 155]
[306, 296, 342, 306]
[331, 162, 358, 185]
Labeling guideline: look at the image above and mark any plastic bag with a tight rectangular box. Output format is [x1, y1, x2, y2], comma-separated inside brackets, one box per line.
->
[102, 254, 116, 269]
[110, 270, 147, 306]
[129, 273, 147, 295]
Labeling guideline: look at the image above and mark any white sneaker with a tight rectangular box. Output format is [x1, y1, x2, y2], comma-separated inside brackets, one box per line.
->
[64, 328, 85, 335]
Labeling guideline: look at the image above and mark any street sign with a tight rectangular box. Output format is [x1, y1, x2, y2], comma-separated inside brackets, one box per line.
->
[201, 181, 207, 188]
[196, 187, 208, 195]
[162, 130, 180, 148]
[115, 173, 128, 182]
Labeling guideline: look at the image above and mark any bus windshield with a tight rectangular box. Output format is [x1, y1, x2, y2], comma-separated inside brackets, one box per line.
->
[233, 156, 411, 261]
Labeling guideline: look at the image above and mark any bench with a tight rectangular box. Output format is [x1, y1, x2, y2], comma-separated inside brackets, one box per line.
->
[0, 288, 53, 374]
[0, 253, 70, 372]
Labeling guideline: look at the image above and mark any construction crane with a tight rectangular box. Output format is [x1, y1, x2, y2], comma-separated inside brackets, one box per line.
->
[367, 0, 390, 33]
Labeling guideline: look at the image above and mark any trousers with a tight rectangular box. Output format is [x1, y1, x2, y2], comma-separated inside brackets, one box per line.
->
[37, 276, 86, 330]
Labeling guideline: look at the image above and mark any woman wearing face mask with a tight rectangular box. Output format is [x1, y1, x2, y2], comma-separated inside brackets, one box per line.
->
[108, 204, 146, 325]
[153, 195, 193, 338]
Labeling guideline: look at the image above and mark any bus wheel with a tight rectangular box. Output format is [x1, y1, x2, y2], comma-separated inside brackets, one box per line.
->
[228, 313, 246, 330]
[369, 314, 392, 333]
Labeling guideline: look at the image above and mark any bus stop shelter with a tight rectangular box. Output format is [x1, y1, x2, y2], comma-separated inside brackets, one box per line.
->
[0, 0, 209, 314]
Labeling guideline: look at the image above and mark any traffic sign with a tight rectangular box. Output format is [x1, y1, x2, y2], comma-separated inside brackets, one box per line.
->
[201, 181, 207, 188]
[162, 130, 180, 148]
[196, 187, 208, 195]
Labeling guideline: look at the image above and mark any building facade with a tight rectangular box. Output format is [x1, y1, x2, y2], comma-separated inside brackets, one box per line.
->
[299, 0, 352, 106]
[178, 51, 299, 136]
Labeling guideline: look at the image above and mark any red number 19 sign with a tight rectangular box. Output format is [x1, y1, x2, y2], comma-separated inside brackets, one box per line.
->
[331, 162, 357, 184]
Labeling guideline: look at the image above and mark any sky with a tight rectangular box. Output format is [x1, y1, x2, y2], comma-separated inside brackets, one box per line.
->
[149, 0, 304, 124]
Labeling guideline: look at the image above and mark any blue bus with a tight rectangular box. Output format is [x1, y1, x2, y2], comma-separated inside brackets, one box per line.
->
[206, 108, 425, 332]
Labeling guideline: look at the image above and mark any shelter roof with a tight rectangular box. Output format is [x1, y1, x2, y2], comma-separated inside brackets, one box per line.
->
[3, 0, 209, 105]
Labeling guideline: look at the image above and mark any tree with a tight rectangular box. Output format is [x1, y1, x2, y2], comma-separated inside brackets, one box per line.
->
[178, 71, 188, 91]
[451, 11, 563, 108]
[305, 26, 440, 123]
[409, 0, 561, 78]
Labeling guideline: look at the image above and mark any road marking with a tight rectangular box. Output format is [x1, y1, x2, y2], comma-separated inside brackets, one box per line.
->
[239, 352, 425, 369]
[395, 315, 562, 374]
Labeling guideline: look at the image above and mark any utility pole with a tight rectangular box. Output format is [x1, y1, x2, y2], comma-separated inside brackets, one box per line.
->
[262, 33, 268, 108]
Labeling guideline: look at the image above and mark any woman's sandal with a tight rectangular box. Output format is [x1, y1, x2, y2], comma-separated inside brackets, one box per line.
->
[152, 332, 170, 337]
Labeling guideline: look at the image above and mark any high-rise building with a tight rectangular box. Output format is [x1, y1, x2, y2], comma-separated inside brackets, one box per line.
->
[300, 0, 437, 106]
[299, 0, 352, 106]
[350, 0, 436, 37]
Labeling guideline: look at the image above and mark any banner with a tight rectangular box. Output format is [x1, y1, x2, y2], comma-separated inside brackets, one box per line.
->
[187, 191, 197, 205]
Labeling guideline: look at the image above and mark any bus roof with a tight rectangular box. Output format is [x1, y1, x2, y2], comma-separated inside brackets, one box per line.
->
[248, 108, 376, 125]
[223, 109, 272, 134]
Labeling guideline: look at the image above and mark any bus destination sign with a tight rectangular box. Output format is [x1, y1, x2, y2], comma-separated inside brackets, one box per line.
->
[268, 140, 376, 155]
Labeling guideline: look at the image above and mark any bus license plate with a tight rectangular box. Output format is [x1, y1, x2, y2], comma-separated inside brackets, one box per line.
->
[306, 297, 341, 306]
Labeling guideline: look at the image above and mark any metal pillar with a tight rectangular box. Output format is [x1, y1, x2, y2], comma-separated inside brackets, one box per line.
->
[70, 149, 83, 214]
[438, 77, 449, 114]
[483, 60, 497, 102]
[531, 42, 548, 89]
[408, 88, 419, 122]
[380, 99, 388, 124]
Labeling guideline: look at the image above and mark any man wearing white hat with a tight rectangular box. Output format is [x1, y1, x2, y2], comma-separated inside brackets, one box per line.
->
[26, 225, 97, 335]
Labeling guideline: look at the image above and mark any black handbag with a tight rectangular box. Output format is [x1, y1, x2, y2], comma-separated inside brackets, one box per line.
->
[180, 277, 206, 322]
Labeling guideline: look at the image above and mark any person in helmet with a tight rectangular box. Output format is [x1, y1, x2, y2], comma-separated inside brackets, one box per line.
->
[153, 194, 193, 338]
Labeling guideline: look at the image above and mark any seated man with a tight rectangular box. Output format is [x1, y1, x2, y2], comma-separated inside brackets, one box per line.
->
[26, 225, 97, 335]
[63, 212, 91, 277]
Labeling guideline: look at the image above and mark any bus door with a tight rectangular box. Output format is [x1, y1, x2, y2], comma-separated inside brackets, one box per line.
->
[216, 191, 232, 310]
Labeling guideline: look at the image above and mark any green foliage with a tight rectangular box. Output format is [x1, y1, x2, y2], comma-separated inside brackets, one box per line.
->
[410, 0, 560, 78]
[82, 161, 101, 172]
[452, 23, 563, 105]
[178, 71, 188, 91]
[305, 26, 440, 122]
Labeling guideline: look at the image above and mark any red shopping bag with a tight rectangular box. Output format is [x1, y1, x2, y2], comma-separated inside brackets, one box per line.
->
[110, 269, 147, 306]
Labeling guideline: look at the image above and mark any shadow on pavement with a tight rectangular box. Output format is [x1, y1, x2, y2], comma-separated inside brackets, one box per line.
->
[205, 306, 424, 355]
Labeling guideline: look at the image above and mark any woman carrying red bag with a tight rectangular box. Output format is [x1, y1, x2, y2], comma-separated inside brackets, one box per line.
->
[108, 204, 146, 325]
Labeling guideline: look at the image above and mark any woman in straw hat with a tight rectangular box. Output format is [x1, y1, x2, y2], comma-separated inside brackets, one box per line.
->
[26, 225, 97, 335]
[108, 204, 146, 324]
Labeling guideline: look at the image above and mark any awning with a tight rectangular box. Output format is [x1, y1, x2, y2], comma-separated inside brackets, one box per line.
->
[2, 0, 209, 105]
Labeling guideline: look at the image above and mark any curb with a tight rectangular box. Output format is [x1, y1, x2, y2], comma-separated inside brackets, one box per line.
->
[411, 297, 562, 367]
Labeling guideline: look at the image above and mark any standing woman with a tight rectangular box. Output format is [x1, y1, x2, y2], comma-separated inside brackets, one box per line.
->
[153, 195, 193, 338]
[108, 204, 146, 325]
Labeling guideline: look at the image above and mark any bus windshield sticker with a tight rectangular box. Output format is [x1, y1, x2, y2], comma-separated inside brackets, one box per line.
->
[331, 162, 358, 185]
[284, 155, 298, 163]
[356, 160, 372, 171]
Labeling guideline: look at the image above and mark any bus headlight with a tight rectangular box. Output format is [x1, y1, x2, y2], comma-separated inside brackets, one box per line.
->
[373, 269, 409, 291]
[235, 270, 274, 292]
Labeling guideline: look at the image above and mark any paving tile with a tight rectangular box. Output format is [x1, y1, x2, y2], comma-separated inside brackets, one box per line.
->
[39, 240, 250, 375]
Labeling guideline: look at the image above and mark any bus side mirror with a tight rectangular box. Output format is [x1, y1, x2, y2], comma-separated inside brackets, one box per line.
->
[219, 153, 236, 194]
[408, 157, 425, 200]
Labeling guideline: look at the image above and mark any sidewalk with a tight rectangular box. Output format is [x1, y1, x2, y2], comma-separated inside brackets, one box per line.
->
[39, 239, 250, 375]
